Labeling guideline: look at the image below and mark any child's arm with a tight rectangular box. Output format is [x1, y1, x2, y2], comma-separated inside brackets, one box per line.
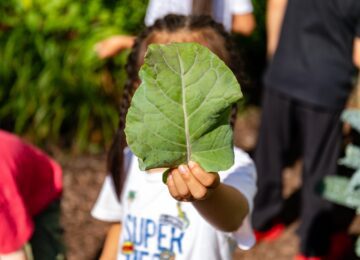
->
[266, 0, 288, 58]
[94, 35, 135, 59]
[99, 223, 122, 260]
[354, 37, 360, 69]
[232, 13, 256, 36]
[166, 161, 249, 232]
[0, 248, 28, 260]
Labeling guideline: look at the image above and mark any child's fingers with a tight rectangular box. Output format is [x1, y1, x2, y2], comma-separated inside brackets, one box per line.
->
[170, 168, 191, 200]
[166, 172, 180, 199]
[188, 161, 220, 189]
[178, 165, 208, 200]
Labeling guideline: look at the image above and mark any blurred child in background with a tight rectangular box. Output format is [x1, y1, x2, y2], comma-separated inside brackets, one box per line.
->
[95, 0, 256, 59]
[91, 14, 257, 260]
[0, 130, 64, 260]
[253, 0, 360, 259]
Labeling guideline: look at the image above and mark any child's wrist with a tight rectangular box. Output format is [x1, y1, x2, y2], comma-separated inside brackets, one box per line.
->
[192, 182, 222, 203]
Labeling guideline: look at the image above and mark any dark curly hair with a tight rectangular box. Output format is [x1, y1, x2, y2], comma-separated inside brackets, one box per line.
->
[108, 14, 246, 197]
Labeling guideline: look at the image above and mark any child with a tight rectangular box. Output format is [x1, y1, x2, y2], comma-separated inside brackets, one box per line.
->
[91, 14, 257, 260]
[0, 130, 64, 260]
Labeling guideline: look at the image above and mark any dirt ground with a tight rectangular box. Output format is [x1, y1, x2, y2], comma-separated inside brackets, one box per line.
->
[59, 106, 357, 260]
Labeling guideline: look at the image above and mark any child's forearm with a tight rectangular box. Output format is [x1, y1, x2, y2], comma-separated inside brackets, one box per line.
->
[0, 248, 28, 260]
[232, 13, 256, 36]
[354, 37, 360, 69]
[266, 0, 288, 58]
[100, 223, 122, 260]
[166, 162, 250, 233]
[95, 35, 135, 59]
[192, 183, 249, 232]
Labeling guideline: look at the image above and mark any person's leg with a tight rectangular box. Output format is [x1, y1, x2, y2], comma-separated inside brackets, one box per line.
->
[29, 199, 66, 260]
[296, 103, 342, 257]
[252, 89, 296, 231]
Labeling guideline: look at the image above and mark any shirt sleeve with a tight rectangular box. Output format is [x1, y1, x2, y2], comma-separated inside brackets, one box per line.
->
[91, 148, 134, 222]
[229, 0, 254, 15]
[221, 148, 257, 211]
[91, 176, 123, 222]
[220, 147, 257, 250]
[144, 0, 192, 26]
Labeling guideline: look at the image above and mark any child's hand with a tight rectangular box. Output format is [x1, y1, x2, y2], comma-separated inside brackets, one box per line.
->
[166, 161, 220, 202]
[94, 35, 135, 59]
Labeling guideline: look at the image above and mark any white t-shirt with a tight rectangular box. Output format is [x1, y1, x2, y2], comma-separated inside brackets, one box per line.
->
[145, 0, 254, 32]
[92, 147, 257, 260]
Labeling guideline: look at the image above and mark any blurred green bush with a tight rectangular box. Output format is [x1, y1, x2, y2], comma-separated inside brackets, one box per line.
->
[0, 0, 148, 153]
[0, 0, 265, 153]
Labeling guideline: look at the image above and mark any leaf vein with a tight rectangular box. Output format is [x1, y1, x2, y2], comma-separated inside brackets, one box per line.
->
[184, 51, 199, 76]
[154, 81, 180, 106]
[143, 90, 183, 130]
[188, 69, 224, 120]
[159, 47, 180, 75]
[195, 145, 228, 153]
[148, 130, 186, 148]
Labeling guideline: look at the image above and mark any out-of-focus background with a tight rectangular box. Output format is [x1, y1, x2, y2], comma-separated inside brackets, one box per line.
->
[0, 0, 149, 153]
[0, 0, 267, 152]
[1, 0, 359, 259]
[0, 0, 267, 153]
[0, 1, 268, 259]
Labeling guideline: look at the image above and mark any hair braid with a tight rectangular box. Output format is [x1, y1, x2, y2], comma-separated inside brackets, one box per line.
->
[107, 26, 157, 197]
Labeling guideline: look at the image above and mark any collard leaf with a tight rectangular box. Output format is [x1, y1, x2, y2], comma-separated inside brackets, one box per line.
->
[125, 43, 242, 172]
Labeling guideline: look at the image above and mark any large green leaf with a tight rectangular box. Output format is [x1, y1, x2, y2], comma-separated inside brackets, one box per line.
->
[125, 43, 242, 171]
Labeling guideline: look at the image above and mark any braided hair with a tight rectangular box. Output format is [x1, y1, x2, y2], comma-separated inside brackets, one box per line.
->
[108, 14, 246, 197]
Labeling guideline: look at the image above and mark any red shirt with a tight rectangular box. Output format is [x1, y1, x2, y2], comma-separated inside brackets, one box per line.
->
[0, 130, 63, 254]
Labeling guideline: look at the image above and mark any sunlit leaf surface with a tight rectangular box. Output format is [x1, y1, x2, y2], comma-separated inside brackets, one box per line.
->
[125, 43, 242, 171]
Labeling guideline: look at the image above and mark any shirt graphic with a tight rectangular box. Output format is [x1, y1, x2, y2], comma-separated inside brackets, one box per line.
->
[121, 208, 190, 259]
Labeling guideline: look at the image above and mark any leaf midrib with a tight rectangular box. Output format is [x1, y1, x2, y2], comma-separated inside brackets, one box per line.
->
[176, 47, 191, 162]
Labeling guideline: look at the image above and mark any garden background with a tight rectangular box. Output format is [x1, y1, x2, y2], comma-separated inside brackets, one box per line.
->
[0, 0, 265, 153]
[2, 0, 359, 259]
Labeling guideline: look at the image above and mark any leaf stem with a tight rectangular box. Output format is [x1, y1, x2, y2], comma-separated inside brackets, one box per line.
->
[177, 47, 191, 162]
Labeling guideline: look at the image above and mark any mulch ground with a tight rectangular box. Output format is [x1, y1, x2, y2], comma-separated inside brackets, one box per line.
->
[59, 106, 358, 260]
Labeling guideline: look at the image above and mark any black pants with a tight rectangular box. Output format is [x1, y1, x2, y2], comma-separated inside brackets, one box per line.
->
[252, 89, 343, 256]
[30, 199, 66, 260]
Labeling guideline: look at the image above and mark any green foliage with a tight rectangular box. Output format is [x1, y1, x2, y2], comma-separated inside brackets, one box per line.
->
[339, 144, 360, 170]
[321, 109, 360, 256]
[125, 43, 242, 171]
[342, 109, 360, 134]
[357, 237, 360, 257]
[250, 0, 266, 43]
[0, 0, 147, 152]
[321, 174, 360, 209]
